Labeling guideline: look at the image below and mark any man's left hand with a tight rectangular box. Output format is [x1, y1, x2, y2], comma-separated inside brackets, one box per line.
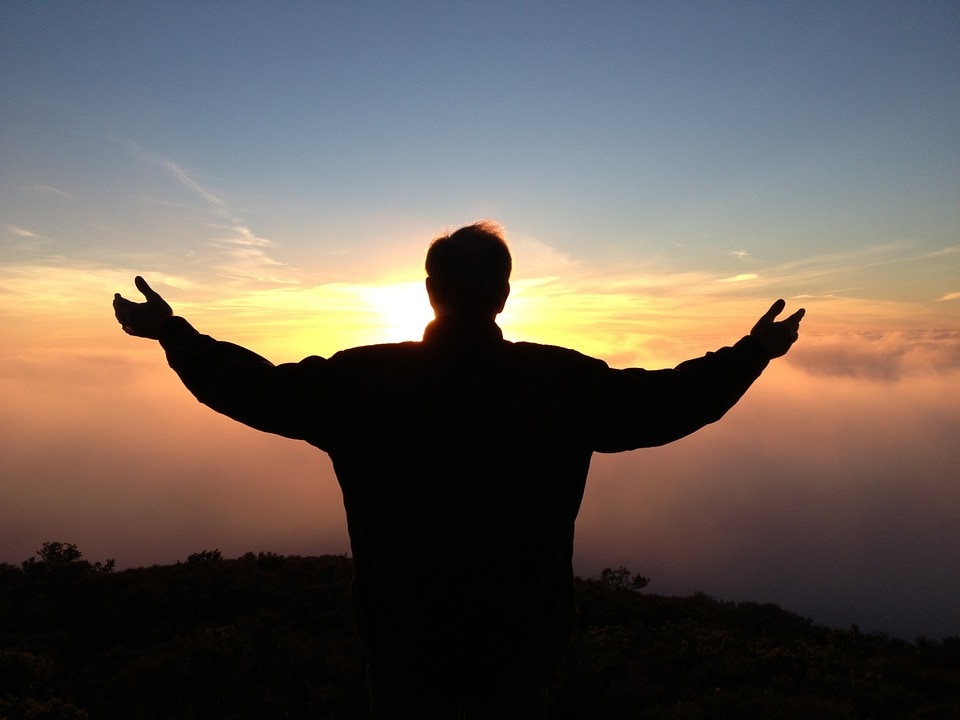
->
[113, 276, 173, 339]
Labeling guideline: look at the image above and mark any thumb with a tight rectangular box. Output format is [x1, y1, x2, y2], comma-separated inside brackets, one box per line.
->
[135, 275, 160, 302]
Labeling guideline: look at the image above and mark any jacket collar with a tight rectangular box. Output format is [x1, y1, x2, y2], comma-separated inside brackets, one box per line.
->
[422, 315, 504, 346]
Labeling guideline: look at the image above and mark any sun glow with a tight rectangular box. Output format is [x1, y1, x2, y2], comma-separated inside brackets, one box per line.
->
[360, 280, 435, 343]
[167, 279, 438, 357]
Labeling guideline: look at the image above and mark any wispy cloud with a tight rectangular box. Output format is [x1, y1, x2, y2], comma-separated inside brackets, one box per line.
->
[7, 226, 50, 241]
[120, 139, 226, 210]
[720, 273, 759, 283]
[29, 185, 75, 200]
[937, 291, 960, 302]
[922, 246, 960, 259]
[118, 139, 294, 287]
[213, 225, 273, 247]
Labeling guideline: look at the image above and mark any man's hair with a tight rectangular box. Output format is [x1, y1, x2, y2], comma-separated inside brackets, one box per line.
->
[425, 221, 512, 315]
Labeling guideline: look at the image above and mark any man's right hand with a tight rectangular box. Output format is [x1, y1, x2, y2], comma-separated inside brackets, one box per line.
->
[749, 299, 805, 359]
[113, 276, 173, 339]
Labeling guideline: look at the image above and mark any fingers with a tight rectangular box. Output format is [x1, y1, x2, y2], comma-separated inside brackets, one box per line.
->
[750, 300, 806, 359]
[761, 298, 786, 323]
[112, 293, 134, 333]
[779, 307, 805, 346]
[761, 300, 805, 328]
[114, 278, 153, 330]
[112, 292, 132, 315]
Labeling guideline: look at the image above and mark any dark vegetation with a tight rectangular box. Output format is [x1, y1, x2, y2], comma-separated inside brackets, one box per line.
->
[2, 543, 958, 719]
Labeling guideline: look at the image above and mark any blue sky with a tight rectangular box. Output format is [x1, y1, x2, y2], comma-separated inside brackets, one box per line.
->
[3, 2, 957, 291]
[1, 2, 959, 641]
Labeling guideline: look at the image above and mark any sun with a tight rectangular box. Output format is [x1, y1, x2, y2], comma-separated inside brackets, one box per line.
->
[362, 280, 434, 343]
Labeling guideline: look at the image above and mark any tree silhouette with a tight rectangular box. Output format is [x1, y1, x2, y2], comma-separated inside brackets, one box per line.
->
[21, 542, 115, 577]
[599, 565, 650, 592]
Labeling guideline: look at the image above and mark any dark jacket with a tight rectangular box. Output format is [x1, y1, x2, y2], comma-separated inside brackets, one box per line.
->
[158, 314, 769, 698]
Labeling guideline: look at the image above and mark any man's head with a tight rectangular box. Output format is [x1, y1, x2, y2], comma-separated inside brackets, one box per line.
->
[425, 221, 512, 318]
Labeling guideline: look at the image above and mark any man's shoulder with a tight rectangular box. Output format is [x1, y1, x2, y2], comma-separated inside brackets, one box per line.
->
[330, 341, 421, 364]
[509, 339, 607, 367]
[328, 337, 609, 375]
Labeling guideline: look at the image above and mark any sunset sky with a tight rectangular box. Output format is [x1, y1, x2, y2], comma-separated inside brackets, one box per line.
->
[2, 3, 958, 641]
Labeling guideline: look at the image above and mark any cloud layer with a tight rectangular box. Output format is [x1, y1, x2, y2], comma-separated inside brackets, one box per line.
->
[2, 314, 957, 641]
[576, 358, 960, 641]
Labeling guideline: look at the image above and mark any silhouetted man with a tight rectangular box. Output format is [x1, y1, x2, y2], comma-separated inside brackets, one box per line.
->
[114, 221, 804, 719]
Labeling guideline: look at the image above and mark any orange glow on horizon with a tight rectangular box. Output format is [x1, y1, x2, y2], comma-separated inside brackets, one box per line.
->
[2, 262, 957, 369]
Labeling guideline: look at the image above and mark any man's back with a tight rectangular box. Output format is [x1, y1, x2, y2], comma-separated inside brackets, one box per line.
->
[321, 316, 603, 698]
[159, 311, 770, 700]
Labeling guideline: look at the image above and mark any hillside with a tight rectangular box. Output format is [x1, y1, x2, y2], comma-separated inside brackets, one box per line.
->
[1, 544, 958, 719]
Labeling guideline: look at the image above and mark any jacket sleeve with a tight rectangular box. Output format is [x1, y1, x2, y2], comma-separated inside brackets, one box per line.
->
[590, 335, 770, 452]
[157, 316, 331, 445]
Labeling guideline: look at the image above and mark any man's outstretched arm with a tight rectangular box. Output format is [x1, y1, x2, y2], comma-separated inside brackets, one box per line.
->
[112, 276, 329, 444]
[593, 299, 805, 451]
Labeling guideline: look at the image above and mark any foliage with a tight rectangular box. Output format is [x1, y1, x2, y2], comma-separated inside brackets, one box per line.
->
[1, 544, 958, 719]
[599, 565, 650, 592]
[21, 542, 115, 577]
[186, 549, 223, 564]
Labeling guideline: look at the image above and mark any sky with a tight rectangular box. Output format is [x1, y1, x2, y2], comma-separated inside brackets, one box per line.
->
[1, 2, 958, 641]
